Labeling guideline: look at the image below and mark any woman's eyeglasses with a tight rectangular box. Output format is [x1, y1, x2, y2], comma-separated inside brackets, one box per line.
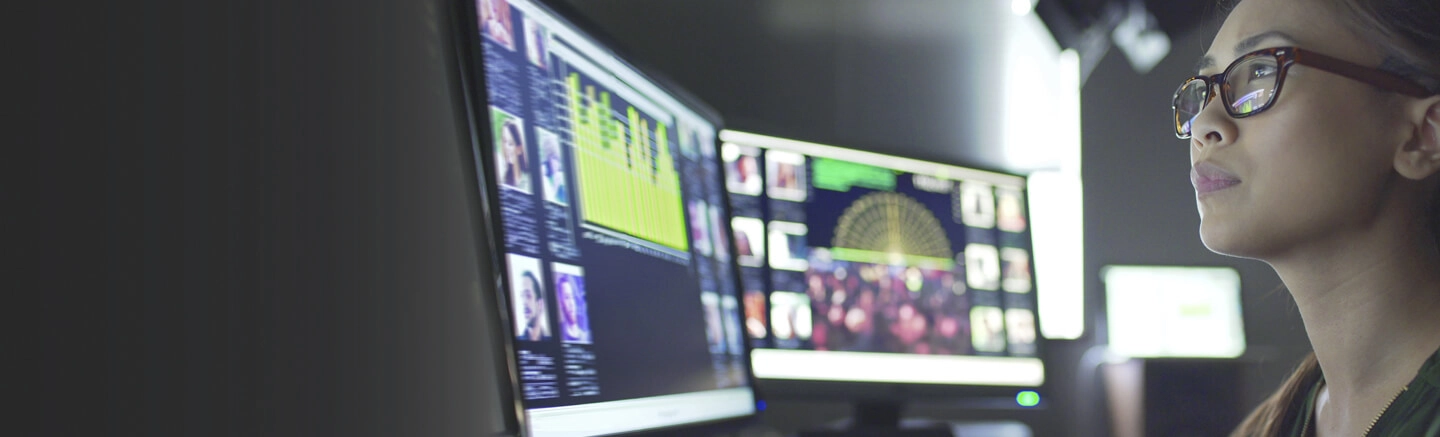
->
[1172, 46, 1435, 139]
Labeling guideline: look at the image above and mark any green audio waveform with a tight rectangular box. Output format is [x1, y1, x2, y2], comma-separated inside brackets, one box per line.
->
[566, 73, 688, 251]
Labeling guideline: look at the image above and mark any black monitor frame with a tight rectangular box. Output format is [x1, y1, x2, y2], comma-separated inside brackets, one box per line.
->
[719, 131, 1052, 433]
[446, 0, 761, 435]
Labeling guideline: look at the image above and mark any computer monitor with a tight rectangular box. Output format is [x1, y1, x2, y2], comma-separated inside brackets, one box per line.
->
[720, 130, 1045, 432]
[452, 0, 757, 435]
[1102, 265, 1246, 359]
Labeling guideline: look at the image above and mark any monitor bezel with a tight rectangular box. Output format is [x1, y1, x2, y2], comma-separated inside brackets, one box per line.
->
[447, 0, 762, 435]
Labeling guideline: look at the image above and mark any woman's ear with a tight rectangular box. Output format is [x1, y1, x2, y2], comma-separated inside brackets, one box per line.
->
[1395, 96, 1440, 180]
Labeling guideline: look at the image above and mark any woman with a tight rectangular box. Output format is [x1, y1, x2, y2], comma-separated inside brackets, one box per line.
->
[556, 275, 589, 343]
[500, 120, 529, 190]
[1173, 0, 1440, 434]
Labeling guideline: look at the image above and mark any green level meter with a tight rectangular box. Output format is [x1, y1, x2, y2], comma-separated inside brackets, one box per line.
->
[811, 158, 896, 192]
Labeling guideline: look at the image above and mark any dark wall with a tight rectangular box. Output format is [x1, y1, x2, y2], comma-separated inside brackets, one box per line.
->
[53, 0, 513, 435]
[562, 0, 1012, 171]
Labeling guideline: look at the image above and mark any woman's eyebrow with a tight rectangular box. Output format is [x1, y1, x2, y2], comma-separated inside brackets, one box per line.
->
[1234, 31, 1298, 54]
[1193, 30, 1300, 73]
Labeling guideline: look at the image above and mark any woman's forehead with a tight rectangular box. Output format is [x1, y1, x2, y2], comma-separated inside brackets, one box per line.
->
[1206, 0, 1376, 69]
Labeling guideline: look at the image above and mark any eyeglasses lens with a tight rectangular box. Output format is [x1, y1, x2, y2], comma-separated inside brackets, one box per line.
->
[1174, 79, 1208, 138]
[1226, 55, 1279, 116]
[1173, 54, 1281, 138]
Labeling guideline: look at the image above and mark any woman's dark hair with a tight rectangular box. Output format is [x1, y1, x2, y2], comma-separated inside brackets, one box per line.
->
[1330, 0, 1440, 93]
[504, 120, 527, 168]
[557, 275, 574, 303]
[522, 271, 541, 300]
[504, 120, 523, 145]
[1221, 0, 1440, 435]
[557, 275, 581, 324]
[1230, 354, 1320, 436]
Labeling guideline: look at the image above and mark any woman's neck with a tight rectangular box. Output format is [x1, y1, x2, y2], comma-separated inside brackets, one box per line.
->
[1269, 219, 1440, 434]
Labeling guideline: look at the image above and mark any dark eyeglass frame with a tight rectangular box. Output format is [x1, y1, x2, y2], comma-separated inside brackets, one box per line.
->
[1172, 46, 1434, 139]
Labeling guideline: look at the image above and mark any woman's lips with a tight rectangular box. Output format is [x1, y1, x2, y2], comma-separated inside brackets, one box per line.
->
[1191, 162, 1242, 196]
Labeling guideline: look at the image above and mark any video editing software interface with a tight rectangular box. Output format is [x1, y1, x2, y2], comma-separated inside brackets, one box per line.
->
[721, 131, 1044, 387]
[468, 0, 754, 434]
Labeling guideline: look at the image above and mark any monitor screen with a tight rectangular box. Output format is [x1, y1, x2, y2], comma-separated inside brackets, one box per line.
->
[1103, 265, 1246, 359]
[720, 130, 1044, 388]
[460, 0, 756, 435]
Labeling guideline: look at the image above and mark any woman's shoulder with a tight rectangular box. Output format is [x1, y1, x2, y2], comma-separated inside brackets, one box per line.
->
[1422, 346, 1440, 389]
[1372, 346, 1440, 435]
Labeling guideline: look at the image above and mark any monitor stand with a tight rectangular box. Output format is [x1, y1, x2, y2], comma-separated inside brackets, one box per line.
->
[796, 401, 954, 437]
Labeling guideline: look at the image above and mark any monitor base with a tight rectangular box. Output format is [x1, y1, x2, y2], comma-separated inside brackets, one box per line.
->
[795, 401, 955, 437]
[796, 427, 953, 437]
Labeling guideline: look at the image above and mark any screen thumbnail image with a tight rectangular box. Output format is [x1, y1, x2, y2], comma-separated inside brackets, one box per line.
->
[478, 0, 514, 50]
[688, 200, 713, 257]
[702, 291, 725, 353]
[964, 243, 1001, 291]
[731, 217, 766, 267]
[537, 128, 568, 206]
[996, 187, 1027, 233]
[722, 143, 763, 196]
[508, 254, 550, 341]
[698, 128, 716, 159]
[970, 306, 1006, 353]
[1005, 308, 1037, 355]
[708, 203, 729, 261]
[770, 291, 813, 343]
[491, 107, 532, 194]
[765, 150, 807, 202]
[743, 290, 768, 339]
[957, 180, 995, 229]
[553, 263, 590, 344]
[805, 260, 970, 355]
[1001, 248, 1032, 293]
[522, 15, 548, 69]
[767, 221, 809, 272]
[721, 295, 743, 355]
[679, 121, 702, 160]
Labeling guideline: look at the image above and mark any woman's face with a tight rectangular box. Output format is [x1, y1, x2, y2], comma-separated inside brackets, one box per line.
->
[503, 129, 521, 164]
[1190, 0, 1412, 259]
[559, 281, 578, 322]
[502, 131, 515, 160]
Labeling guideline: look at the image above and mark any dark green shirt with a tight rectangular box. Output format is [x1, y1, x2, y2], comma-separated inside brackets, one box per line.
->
[1290, 347, 1440, 436]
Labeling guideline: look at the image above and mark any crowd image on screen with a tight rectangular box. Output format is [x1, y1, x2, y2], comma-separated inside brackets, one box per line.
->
[804, 261, 970, 355]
